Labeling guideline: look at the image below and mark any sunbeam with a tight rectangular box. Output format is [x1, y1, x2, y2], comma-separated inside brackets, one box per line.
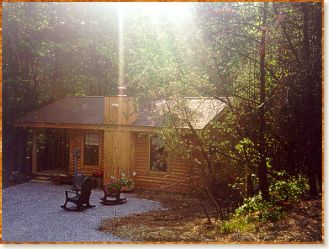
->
[116, 2, 192, 22]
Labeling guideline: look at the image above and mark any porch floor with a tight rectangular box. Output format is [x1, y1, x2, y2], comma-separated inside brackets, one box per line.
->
[32, 168, 69, 176]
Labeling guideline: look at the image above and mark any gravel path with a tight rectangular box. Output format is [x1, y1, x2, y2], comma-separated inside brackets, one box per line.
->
[2, 182, 162, 242]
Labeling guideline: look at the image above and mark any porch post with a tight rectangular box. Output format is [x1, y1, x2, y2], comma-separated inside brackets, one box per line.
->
[32, 129, 38, 173]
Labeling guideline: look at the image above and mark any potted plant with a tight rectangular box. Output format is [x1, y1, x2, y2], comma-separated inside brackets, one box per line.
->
[101, 173, 133, 205]
[107, 174, 132, 196]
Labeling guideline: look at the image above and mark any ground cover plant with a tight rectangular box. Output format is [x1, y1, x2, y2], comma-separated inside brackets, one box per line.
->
[98, 189, 322, 242]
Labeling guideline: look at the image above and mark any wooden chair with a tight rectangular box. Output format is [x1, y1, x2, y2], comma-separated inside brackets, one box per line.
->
[100, 185, 127, 205]
[61, 176, 95, 211]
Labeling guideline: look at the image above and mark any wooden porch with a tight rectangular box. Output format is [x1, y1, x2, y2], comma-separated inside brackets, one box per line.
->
[30, 169, 72, 184]
[30, 128, 70, 177]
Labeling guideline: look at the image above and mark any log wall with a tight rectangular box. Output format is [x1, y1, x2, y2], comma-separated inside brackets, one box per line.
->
[103, 130, 134, 184]
[68, 129, 104, 176]
[133, 133, 190, 193]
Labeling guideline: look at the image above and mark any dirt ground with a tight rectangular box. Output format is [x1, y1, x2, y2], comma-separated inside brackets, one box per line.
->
[98, 190, 323, 243]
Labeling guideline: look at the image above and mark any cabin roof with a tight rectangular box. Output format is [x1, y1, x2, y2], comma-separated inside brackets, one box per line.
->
[15, 97, 105, 125]
[132, 97, 226, 129]
[15, 96, 226, 129]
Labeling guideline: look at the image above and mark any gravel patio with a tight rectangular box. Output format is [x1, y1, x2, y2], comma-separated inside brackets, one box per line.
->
[2, 182, 162, 242]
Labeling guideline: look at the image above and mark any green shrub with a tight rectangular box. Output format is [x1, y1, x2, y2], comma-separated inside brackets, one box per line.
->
[233, 171, 308, 221]
[219, 171, 309, 234]
[260, 206, 284, 222]
[269, 171, 309, 203]
[219, 216, 257, 234]
[235, 193, 270, 216]
[231, 193, 284, 224]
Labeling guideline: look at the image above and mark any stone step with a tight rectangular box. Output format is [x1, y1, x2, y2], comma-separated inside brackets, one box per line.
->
[31, 173, 52, 178]
[30, 179, 52, 183]
[29, 175, 52, 183]
[32, 176, 51, 180]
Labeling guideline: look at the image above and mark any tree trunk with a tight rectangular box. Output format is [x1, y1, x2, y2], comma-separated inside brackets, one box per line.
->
[301, 3, 319, 197]
[258, 2, 270, 201]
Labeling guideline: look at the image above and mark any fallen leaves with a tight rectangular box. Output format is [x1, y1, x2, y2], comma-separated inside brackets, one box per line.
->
[98, 190, 322, 243]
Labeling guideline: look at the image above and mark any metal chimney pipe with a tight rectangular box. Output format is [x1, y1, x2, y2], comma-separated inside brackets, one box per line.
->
[117, 86, 127, 97]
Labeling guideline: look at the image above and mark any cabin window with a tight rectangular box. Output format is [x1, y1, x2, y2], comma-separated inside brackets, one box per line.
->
[84, 134, 99, 166]
[150, 135, 168, 172]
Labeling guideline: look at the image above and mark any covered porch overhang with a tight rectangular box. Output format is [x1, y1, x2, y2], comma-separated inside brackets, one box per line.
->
[14, 122, 157, 186]
[28, 127, 70, 175]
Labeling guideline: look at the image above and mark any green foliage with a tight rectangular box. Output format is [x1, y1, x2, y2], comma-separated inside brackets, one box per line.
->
[219, 189, 285, 233]
[260, 206, 284, 222]
[235, 138, 259, 164]
[226, 193, 284, 227]
[269, 171, 309, 203]
[231, 171, 308, 225]
[219, 215, 257, 234]
[235, 193, 270, 217]
[107, 173, 132, 194]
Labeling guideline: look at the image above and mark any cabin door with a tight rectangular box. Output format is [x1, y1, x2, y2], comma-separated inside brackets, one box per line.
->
[36, 128, 70, 173]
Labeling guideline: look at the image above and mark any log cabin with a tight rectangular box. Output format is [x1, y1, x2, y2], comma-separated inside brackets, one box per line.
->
[14, 89, 227, 192]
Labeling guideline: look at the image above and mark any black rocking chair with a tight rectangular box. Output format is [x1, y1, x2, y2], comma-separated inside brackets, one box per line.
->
[72, 172, 85, 191]
[100, 185, 127, 205]
[61, 176, 95, 211]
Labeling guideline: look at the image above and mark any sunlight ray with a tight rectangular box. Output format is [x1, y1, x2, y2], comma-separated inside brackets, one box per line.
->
[117, 7, 125, 89]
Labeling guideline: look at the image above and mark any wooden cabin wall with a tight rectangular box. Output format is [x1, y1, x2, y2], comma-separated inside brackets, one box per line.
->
[132, 130, 239, 193]
[133, 133, 190, 193]
[104, 97, 137, 125]
[68, 129, 104, 176]
[103, 130, 134, 184]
